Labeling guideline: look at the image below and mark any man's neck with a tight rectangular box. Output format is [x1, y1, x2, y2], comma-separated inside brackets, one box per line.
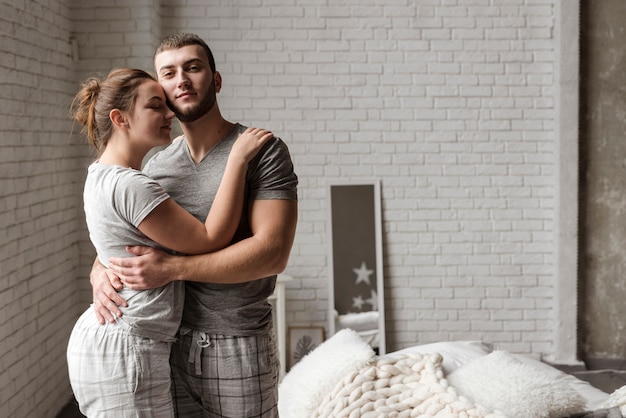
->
[181, 113, 235, 163]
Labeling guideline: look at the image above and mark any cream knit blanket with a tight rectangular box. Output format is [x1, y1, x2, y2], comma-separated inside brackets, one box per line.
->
[310, 353, 507, 418]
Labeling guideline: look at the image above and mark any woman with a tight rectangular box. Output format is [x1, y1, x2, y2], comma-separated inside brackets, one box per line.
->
[66, 68, 272, 417]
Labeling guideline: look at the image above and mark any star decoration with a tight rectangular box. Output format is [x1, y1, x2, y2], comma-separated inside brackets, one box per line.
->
[352, 295, 365, 310]
[353, 261, 373, 286]
[365, 289, 378, 311]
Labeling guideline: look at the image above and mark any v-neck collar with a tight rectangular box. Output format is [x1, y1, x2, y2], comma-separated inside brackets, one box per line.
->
[181, 123, 240, 166]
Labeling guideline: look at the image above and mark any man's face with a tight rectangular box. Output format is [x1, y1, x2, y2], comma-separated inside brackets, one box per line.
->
[154, 44, 220, 123]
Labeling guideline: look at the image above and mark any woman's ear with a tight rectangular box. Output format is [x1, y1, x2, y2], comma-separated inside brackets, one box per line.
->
[110, 109, 128, 129]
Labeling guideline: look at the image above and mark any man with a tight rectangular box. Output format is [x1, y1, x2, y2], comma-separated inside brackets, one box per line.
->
[90, 33, 298, 417]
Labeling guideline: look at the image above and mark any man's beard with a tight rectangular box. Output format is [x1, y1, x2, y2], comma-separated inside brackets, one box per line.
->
[170, 86, 217, 123]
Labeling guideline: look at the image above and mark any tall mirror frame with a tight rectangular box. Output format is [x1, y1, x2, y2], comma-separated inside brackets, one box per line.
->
[327, 180, 385, 355]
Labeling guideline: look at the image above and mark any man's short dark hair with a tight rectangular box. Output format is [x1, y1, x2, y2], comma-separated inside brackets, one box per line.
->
[155, 33, 216, 73]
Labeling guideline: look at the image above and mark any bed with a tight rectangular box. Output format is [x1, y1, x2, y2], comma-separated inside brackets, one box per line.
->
[278, 329, 626, 418]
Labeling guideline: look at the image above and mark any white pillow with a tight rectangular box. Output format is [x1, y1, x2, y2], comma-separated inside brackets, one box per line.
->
[277, 329, 375, 418]
[448, 350, 587, 418]
[387, 340, 493, 375]
[512, 354, 609, 411]
[603, 384, 626, 415]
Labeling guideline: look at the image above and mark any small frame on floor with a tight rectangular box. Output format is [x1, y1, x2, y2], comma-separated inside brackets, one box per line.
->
[288, 326, 325, 370]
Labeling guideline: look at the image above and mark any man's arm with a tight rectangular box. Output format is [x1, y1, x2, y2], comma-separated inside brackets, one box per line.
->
[109, 198, 297, 288]
[90, 257, 128, 323]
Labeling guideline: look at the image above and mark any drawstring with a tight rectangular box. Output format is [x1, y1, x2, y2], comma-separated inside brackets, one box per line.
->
[181, 327, 211, 375]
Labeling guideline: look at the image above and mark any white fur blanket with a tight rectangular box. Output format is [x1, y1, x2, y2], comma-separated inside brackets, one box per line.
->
[310, 353, 506, 418]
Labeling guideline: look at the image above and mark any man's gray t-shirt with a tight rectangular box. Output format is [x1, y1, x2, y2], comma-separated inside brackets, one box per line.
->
[143, 123, 298, 335]
[84, 163, 184, 342]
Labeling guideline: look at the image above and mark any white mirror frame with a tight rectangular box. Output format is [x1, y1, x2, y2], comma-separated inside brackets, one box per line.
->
[327, 180, 385, 355]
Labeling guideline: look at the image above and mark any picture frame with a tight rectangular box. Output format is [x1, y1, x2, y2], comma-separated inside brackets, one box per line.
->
[287, 326, 325, 370]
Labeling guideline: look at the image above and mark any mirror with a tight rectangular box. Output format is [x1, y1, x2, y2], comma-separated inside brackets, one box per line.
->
[327, 180, 385, 354]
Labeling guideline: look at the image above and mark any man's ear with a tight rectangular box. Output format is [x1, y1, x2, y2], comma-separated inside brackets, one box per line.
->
[214, 71, 222, 93]
[110, 109, 128, 129]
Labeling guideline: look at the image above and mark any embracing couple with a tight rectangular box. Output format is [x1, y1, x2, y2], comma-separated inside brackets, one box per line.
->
[67, 33, 298, 417]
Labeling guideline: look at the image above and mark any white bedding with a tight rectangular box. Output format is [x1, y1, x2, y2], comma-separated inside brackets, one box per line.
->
[278, 330, 614, 417]
[391, 340, 610, 411]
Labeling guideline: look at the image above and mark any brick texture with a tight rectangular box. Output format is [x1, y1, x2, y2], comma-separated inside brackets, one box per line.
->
[1, 1, 86, 417]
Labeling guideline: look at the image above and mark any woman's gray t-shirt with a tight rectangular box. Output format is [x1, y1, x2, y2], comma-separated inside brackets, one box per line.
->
[83, 162, 184, 342]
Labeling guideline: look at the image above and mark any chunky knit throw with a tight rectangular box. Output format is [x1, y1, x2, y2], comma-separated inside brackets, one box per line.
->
[310, 353, 506, 418]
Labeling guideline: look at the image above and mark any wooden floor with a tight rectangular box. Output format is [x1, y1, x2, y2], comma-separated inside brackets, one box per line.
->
[573, 369, 626, 394]
[55, 397, 84, 418]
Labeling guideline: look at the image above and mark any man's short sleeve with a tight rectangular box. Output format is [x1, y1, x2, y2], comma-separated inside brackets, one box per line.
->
[248, 137, 298, 201]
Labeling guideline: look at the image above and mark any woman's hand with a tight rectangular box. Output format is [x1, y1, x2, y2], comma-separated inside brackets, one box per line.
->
[230, 127, 273, 164]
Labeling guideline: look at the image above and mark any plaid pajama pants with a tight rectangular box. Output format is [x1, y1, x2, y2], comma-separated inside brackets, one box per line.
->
[170, 326, 280, 418]
[67, 308, 175, 418]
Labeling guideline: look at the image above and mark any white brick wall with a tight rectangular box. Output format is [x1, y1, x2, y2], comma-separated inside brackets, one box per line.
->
[189, 0, 559, 354]
[0, 1, 87, 416]
[71, 0, 161, 81]
[1, 0, 567, 415]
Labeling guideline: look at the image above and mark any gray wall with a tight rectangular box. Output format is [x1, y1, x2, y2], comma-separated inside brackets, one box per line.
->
[580, 0, 626, 363]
